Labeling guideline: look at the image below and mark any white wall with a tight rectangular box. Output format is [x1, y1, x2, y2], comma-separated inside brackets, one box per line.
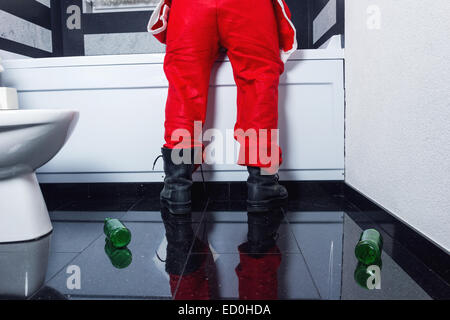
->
[345, 0, 450, 251]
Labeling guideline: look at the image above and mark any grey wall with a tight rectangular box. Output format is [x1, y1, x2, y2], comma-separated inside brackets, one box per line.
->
[84, 32, 165, 56]
[345, 0, 450, 251]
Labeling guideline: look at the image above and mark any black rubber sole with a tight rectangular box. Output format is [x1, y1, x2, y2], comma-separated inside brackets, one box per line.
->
[160, 198, 192, 215]
[246, 195, 288, 213]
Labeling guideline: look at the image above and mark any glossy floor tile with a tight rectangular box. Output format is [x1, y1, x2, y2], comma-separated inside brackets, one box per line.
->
[0, 192, 448, 300]
[44, 222, 173, 299]
[340, 215, 430, 300]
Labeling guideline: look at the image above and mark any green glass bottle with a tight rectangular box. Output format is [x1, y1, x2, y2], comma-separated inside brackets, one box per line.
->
[104, 238, 132, 269]
[354, 229, 383, 265]
[354, 258, 382, 289]
[104, 218, 131, 248]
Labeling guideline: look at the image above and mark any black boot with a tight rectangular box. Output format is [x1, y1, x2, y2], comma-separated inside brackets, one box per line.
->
[161, 207, 205, 275]
[246, 166, 288, 212]
[241, 208, 284, 257]
[160, 147, 196, 214]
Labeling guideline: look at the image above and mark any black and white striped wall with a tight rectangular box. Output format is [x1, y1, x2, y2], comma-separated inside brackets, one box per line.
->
[56, 0, 164, 56]
[0, 0, 345, 58]
[311, 0, 345, 48]
[289, 0, 345, 49]
[58, 0, 344, 55]
[0, 0, 54, 59]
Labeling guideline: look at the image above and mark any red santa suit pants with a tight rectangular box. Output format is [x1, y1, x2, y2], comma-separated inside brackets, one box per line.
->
[163, 0, 285, 168]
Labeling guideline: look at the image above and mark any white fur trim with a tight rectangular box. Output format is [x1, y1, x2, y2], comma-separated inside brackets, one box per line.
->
[276, 0, 298, 63]
[147, 0, 170, 35]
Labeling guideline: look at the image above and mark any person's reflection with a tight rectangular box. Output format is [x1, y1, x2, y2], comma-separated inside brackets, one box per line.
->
[161, 206, 212, 299]
[235, 208, 283, 300]
[161, 203, 284, 300]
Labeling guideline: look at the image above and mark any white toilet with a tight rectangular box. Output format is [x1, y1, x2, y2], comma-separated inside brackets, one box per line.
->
[0, 87, 78, 243]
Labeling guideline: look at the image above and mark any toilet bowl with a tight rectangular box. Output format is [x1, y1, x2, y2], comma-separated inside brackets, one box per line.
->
[0, 109, 79, 243]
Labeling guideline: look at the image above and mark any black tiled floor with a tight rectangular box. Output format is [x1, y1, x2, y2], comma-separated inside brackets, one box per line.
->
[345, 184, 450, 288]
[1, 184, 449, 300]
[126, 197, 161, 212]
[345, 205, 450, 299]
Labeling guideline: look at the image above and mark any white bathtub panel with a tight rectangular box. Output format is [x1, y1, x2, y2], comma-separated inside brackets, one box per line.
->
[4, 60, 340, 91]
[18, 83, 342, 174]
[18, 88, 167, 172]
[3, 51, 344, 182]
[3, 64, 168, 91]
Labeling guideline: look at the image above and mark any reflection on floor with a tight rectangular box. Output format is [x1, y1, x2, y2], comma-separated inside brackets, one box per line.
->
[0, 188, 447, 300]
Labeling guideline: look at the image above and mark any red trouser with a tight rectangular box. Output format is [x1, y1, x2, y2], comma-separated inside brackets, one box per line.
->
[235, 245, 281, 300]
[163, 0, 284, 168]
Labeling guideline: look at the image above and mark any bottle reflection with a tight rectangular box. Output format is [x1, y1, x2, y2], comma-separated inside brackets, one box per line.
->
[161, 203, 284, 300]
[104, 238, 133, 269]
[354, 257, 383, 290]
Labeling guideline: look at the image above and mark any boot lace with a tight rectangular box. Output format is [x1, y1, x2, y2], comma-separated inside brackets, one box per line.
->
[152, 152, 209, 201]
[152, 154, 163, 170]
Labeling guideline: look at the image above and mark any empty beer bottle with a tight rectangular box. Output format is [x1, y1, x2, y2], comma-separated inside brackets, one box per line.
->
[104, 238, 132, 269]
[104, 218, 131, 248]
[355, 229, 383, 265]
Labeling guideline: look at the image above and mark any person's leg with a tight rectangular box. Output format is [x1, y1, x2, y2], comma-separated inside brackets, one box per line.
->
[218, 0, 283, 170]
[161, 0, 220, 214]
[163, 0, 220, 150]
[218, 0, 288, 211]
